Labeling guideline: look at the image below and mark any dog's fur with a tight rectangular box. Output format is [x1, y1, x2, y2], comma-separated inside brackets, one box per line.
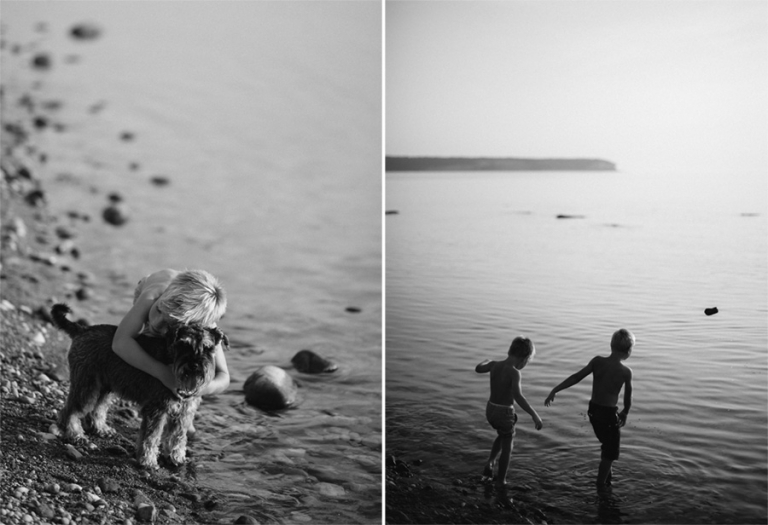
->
[51, 303, 225, 469]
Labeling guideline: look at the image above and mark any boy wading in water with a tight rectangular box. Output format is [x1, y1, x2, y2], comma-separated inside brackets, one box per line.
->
[544, 329, 635, 489]
[476, 337, 543, 508]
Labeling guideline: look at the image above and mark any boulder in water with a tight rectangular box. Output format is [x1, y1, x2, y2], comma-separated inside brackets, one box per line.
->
[291, 349, 338, 374]
[244, 365, 297, 411]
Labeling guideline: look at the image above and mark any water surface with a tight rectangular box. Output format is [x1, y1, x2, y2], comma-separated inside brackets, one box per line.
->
[386, 170, 767, 524]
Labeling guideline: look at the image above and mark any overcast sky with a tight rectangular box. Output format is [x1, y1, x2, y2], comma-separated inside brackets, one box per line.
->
[386, 0, 767, 177]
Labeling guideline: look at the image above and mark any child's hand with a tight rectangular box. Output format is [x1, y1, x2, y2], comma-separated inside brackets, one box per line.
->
[533, 415, 543, 431]
[544, 392, 556, 406]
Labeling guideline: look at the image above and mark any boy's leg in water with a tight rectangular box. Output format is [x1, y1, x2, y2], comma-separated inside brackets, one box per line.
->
[597, 459, 614, 487]
[495, 433, 514, 508]
[484, 436, 501, 477]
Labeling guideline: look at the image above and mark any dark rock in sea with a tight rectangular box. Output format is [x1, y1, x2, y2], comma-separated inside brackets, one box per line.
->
[33, 116, 48, 129]
[346, 306, 362, 313]
[108, 192, 124, 203]
[556, 214, 585, 219]
[70, 23, 102, 41]
[55, 226, 75, 240]
[150, 176, 170, 186]
[102, 204, 129, 226]
[129, 162, 140, 171]
[385, 210, 399, 215]
[243, 365, 298, 411]
[291, 349, 338, 374]
[120, 131, 135, 142]
[75, 287, 90, 301]
[704, 307, 718, 316]
[31, 53, 51, 70]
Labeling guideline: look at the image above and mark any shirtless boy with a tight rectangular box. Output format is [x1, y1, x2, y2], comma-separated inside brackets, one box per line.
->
[544, 329, 634, 488]
[476, 336, 543, 507]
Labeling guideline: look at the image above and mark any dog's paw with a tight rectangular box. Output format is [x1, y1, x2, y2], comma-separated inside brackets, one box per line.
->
[167, 451, 187, 467]
[93, 426, 117, 438]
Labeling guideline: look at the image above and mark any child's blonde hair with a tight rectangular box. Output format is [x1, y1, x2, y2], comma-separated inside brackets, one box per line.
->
[508, 336, 535, 361]
[158, 269, 226, 327]
[611, 329, 635, 354]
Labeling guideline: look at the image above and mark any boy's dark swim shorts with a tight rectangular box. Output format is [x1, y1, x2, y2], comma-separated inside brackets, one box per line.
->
[588, 401, 620, 461]
[486, 401, 517, 437]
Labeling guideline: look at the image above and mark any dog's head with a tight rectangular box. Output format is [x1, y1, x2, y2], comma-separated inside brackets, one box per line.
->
[166, 324, 227, 398]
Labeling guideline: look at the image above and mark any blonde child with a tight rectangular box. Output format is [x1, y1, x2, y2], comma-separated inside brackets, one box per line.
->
[112, 268, 230, 397]
[544, 329, 635, 488]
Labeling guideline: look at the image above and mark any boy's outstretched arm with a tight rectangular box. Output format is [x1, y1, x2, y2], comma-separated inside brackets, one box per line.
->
[512, 368, 543, 430]
[618, 369, 633, 427]
[475, 359, 493, 373]
[544, 358, 595, 406]
[113, 296, 178, 393]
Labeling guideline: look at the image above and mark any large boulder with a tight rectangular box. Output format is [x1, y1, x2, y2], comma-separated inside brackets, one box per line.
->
[291, 350, 337, 374]
[243, 366, 297, 411]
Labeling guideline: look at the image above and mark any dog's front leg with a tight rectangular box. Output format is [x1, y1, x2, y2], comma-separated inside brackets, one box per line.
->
[136, 404, 168, 469]
[163, 398, 200, 466]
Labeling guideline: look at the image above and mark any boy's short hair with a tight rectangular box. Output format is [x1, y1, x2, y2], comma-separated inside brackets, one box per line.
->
[508, 336, 535, 361]
[611, 329, 635, 354]
[158, 269, 226, 327]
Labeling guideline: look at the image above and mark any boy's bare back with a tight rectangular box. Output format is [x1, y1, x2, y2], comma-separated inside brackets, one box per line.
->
[590, 356, 632, 407]
[487, 361, 520, 406]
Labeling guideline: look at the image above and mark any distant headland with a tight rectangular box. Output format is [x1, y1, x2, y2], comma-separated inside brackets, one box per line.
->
[386, 156, 617, 172]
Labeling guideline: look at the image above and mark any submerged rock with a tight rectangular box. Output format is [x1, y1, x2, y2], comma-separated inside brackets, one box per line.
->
[102, 204, 129, 226]
[244, 365, 298, 411]
[704, 307, 718, 316]
[70, 23, 102, 41]
[291, 349, 337, 374]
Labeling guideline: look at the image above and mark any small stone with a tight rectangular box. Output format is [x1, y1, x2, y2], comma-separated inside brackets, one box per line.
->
[70, 23, 102, 40]
[704, 307, 718, 316]
[316, 482, 345, 497]
[67, 483, 82, 493]
[149, 176, 170, 186]
[102, 204, 129, 226]
[37, 502, 55, 518]
[44, 483, 60, 494]
[31, 332, 46, 346]
[136, 503, 156, 522]
[345, 306, 362, 313]
[64, 444, 83, 460]
[119, 131, 135, 142]
[98, 478, 119, 493]
[31, 53, 51, 69]
[75, 287, 90, 301]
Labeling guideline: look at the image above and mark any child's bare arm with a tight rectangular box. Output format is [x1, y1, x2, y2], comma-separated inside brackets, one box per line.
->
[512, 369, 543, 430]
[544, 358, 595, 406]
[475, 359, 493, 373]
[200, 344, 230, 396]
[618, 368, 633, 426]
[113, 296, 177, 393]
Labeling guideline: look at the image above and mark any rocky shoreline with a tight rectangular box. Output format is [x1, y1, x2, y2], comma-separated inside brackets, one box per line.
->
[1, 162, 264, 524]
[0, 26, 263, 524]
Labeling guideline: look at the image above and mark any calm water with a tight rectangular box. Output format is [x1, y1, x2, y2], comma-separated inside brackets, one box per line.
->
[2, 2, 381, 523]
[386, 170, 767, 524]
